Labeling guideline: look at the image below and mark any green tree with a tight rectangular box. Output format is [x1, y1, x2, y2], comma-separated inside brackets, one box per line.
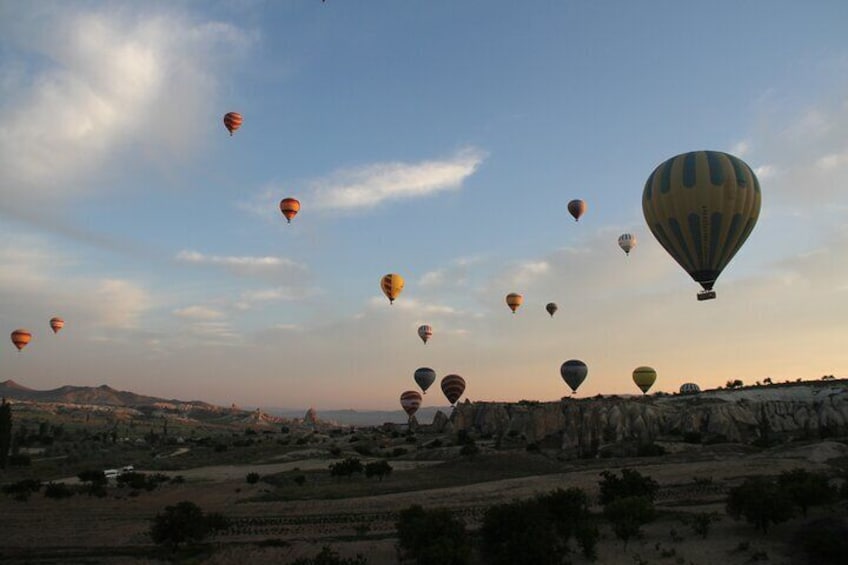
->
[598, 469, 658, 505]
[396, 505, 471, 565]
[777, 468, 835, 516]
[364, 460, 392, 481]
[726, 476, 794, 533]
[0, 399, 12, 470]
[603, 496, 655, 549]
[329, 457, 363, 479]
[149, 500, 229, 550]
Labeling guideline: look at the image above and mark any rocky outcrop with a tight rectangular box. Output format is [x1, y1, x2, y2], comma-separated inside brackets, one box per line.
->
[449, 383, 848, 457]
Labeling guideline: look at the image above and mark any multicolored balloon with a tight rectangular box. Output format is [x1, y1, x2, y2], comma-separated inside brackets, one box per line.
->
[400, 390, 423, 418]
[417, 325, 433, 344]
[560, 360, 587, 394]
[618, 233, 636, 256]
[642, 150, 761, 300]
[632, 366, 657, 394]
[11, 329, 31, 351]
[546, 302, 558, 317]
[414, 367, 436, 394]
[380, 273, 404, 304]
[567, 199, 586, 222]
[223, 112, 243, 136]
[679, 382, 701, 395]
[441, 374, 466, 406]
[506, 293, 523, 314]
[280, 198, 301, 224]
[49, 317, 65, 334]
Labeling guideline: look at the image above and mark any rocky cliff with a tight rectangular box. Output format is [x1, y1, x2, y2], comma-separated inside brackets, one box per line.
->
[441, 382, 848, 457]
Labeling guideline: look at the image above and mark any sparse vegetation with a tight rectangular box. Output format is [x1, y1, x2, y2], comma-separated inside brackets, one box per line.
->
[396, 505, 471, 565]
[149, 500, 230, 550]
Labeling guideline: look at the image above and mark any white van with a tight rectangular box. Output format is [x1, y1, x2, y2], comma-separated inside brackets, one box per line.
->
[104, 469, 119, 479]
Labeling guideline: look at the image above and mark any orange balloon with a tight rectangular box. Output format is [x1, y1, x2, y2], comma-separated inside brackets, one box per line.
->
[280, 198, 301, 224]
[506, 293, 523, 313]
[49, 317, 64, 334]
[223, 112, 243, 135]
[11, 329, 32, 351]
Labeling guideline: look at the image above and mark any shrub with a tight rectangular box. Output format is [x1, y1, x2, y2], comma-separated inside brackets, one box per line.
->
[294, 474, 307, 486]
[603, 495, 656, 549]
[794, 517, 848, 564]
[598, 469, 659, 505]
[288, 546, 368, 565]
[329, 457, 363, 479]
[396, 505, 471, 565]
[777, 468, 835, 516]
[682, 431, 702, 444]
[364, 460, 392, 481]
[726, 476, 794, 533]
[636, 443, 666, 457]
[149, 500, 229, 550]
[3, 478, 42, 496]
[246, 472, 261, 484]
[391, 447, 408, 457]
[44, 482, 74, 499]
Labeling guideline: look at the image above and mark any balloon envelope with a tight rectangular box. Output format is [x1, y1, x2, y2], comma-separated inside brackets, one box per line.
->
[49, 317, 64, 334]
[506, 293, 523, 313]
[11, 329, 31, 351]
[633, 366, 657, 394]
[642, 151, 761, 299]
[417, 325, 433, 344]
[546, 302, 558, 317]
[441, 374, 466, 406]
[567, 199, 586, 221]
[618, 233, 636, 255]
[560, 360, 587, 393]
[679, 382, 701, 395]
[400, 390, 423, 417]
[380, 273, 404, 304]
[280, 198, 301, 223]
[223, 112, 243, 135]
[414, 367, 436, 394]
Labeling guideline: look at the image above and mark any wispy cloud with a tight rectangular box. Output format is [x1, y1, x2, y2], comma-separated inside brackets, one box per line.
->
[176, 250, 307, 279]
[173, 305, 226, 320]
[309, 147, 486, 210]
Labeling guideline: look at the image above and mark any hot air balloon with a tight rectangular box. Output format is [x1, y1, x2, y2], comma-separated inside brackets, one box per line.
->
[679, 382, 701, 395]
[560, 360, 587, 394]
[11, 329, 31, 351]
[567, 199, 586, 221]
[49, 317, 64, 334]
[400, 390, 423, 418]
[506, 293, 523, 314]
[414, 367, 436, 394]
[618, 233, 636, 256]
[380, 273, 404, 304]
[417, 325, 433, 344]
[642, 150, 761, 301]
[280, 198, 301, 224]
[546, 302, 558, 317]
[633, 366, 657, 394]
[441, 374, 466, 406]
[223, 112, 243, 136]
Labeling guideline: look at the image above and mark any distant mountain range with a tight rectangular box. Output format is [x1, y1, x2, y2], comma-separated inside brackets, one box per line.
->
[0, 380, 447, 426]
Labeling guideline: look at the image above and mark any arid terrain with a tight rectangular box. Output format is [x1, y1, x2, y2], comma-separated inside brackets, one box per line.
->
[2, 381, 848, 564]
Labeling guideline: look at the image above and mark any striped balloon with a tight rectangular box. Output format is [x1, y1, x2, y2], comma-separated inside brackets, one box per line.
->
[280, 198, 301, 224]
[49, 317, 65, 334]
[632, 366, 657, 394]
[380, 273, 404, 304]
[505, 293, 523, 314]
[11, 329, 31, 351]
[560, 360, 587, 394]
[440, 374, 466, 406]
[223, 112, 243, 135]
[417, 325, 433, 344]
[567, 199, 586, 221]
[618, 233, 636, 256]
[400, 390, 423, 417]
[679, 382, 701, 395]
[414, 367, 436, 394]
[643, 151, 761, 300]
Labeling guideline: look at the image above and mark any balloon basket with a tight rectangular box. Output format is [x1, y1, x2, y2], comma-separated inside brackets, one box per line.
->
[697, 290, 716, 301]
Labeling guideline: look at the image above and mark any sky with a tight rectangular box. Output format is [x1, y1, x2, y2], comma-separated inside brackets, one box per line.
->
[1, 1, 848, 411]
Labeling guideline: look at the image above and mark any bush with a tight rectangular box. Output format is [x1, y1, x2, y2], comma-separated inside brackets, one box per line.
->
[682, 431, 702, 444]
[726, 476, 794, 533]
[3, 478, 42, 496]
[246, 472, 260, 484]
[289, 545, 367, 565]
[364, 460, 392, 481]
[149, 500, 229, 550]
[78, 469, 107, 485]
[777, 468, 835, 516]
[44, 482, 74, 499]
[603, 495, 655, 549]
[396, 505, 471, 565]
[598, 469, 659, 505]
[794, 517, 848, 564]
[636, 443, 666, 457]
[329, 457, 363, 479]
[294, 474, 307, 486]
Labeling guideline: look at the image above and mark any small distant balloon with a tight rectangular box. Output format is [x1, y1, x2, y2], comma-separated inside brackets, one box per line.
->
[618, 233, 636, 256]
[400, 390, 423, 418]
[279, 198, 301, 224]
[223, 112, 243, 136]
[417, 325, 433, 344]
[414, 367, 436, 394]
[11, 329, 31, 351]
[679, 382, 701, 395]
[506, 293, 523, 314]
[380, 273, 405, 304]
[49, 317, 65, 334]
[632, 366, 657, 394]
[560, 360, 587, 394]
[441, 374, 466, 406]
[567, 199, 586, 222]
[546, 302, 558, 317]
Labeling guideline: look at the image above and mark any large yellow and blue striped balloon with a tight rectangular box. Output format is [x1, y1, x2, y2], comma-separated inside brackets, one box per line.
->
[642, 151, 761, 299]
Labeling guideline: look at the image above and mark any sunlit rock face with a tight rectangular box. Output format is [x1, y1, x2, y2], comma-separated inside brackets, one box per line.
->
[449, 383, 848, 458]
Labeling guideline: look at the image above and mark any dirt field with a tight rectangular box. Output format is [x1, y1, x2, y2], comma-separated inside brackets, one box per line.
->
[1, 441, 846, 564]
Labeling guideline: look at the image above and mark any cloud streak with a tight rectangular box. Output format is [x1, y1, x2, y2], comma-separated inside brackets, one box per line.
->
[176, 250, 307, 280]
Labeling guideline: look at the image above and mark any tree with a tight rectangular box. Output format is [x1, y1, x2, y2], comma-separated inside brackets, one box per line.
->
[603, 495, 655, 549]
[0, 399, 11, 470]
[329, 457, 363, 479]
[598, 469, 658, 505]
[149, 500, 229, 550]
[289, 546, 367, 565]
[726, 476, 794, 533]
[777, 468, 835, 517]
[396, 505, 471, 565]
[364, 460, 392, 481]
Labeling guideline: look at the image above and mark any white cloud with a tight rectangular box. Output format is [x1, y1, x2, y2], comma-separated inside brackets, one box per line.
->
[0, 3, 254, 202]
[310, 147, 486, 210]
[176, 250, 307, 279]
[89, 279, 153, 329]
[173, 305, 226, 320]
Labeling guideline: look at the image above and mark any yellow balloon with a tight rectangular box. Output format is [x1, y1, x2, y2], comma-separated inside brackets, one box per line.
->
[380, 273, 404, 304]
[632, 366, 657, 394]
[505, 292, 523, 313]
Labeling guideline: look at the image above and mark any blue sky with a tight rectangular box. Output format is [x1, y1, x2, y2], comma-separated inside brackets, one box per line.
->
[1, 1, 848, 410]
